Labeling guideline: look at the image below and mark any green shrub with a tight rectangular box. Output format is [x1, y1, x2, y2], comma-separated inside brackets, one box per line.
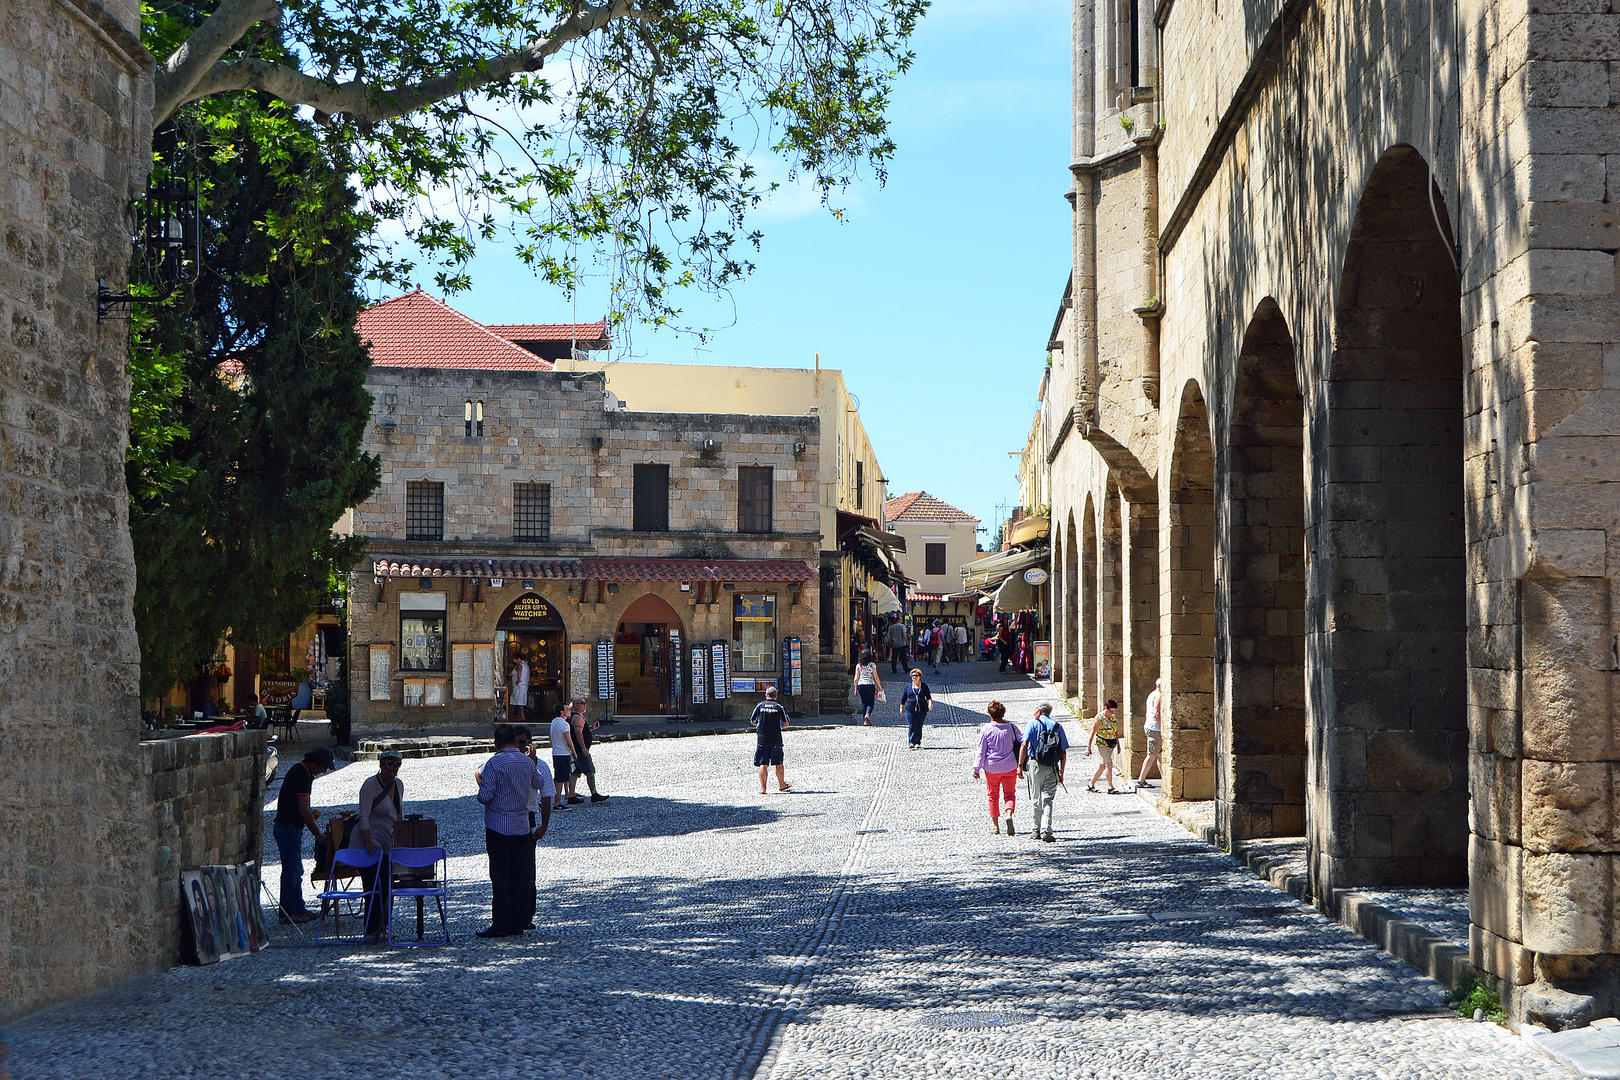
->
[1449, 975, 1506, 1024]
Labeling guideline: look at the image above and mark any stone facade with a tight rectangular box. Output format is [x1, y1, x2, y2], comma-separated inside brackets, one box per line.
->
[0, 0, 159, 1022]
[349, 366, 824, 732]
[1043, 0, 1620, 1026]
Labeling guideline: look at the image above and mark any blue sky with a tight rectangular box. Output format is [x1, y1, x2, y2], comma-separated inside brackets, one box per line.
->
[391, 0, 1071, 535]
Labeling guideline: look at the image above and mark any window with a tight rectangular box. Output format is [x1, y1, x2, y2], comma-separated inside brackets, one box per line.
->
[732, 593, 777, 672]
[513, 482, 552, 542]
[400, 613, 446, 672]
[464, 400, 484, 437]
[633, 464, 669, 532]
[925, 543, 947, 576]
[855, 460, 864, 509]
[737, 466, 773, 533]
[406, 481, 444, 540]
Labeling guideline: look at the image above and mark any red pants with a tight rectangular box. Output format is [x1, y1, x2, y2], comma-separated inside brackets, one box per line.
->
[985, 770, 1017, 817]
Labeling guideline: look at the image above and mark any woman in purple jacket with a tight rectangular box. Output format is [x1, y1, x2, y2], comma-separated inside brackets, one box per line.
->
[972, 700, 1023, 835]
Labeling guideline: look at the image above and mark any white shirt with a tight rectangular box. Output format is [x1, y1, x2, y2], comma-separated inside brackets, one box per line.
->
[1144, 688, 1162, 733]
[512, 660, 530, 698]
[549, 716, 573, 756]
[955, 625, 968, 644]
[855, 663, 878, 686]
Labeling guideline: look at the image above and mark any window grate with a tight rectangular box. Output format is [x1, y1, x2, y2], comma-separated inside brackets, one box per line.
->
[513, 482, 552, 542]
[738, 466, 774, 533]
[406, 481, 445, 540]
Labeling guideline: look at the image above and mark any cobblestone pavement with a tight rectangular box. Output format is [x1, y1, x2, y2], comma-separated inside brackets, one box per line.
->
[12, 662, 1566, 1079]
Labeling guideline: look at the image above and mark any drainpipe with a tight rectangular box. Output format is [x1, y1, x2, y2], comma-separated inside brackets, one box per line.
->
[1072, 0, 1098, 432]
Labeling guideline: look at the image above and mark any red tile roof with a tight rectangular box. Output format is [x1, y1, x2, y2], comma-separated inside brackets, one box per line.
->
[372, 556, 816, 583]
[907, 592, 977, 603]
[357, 290, 554, 371]
[487, 321, 609, 344]
[885, 491, 980, 524]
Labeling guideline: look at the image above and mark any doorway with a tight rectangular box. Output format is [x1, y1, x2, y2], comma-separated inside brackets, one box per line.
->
[496, 593, 567, 722]
[616, 594, 685, 715]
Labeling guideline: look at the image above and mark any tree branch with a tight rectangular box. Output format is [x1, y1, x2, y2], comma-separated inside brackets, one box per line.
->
[154, 0, 282, 125]
[161, 0, 650, 129]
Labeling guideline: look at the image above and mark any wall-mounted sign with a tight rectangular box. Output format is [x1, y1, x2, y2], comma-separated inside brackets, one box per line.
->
[1023, 568, 1050, 586]
[368, 645, 391, 701]
[259, 676, 302, 706]
[500, 594, 563, 628]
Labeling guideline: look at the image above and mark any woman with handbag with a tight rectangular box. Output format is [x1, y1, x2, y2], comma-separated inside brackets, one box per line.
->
[1086, 699, 1123, 793]
[851, 649, 883, 725]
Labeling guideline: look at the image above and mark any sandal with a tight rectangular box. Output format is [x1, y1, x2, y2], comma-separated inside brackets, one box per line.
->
[1107, 788, 1120, 794]
[779, 782, 792, 792]
[1086, 784, 1097, 793]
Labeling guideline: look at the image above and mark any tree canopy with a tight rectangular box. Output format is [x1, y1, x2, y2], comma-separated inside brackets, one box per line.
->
[145, 0, 929, 324]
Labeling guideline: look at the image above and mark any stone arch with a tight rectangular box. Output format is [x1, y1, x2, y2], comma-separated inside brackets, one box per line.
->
[1101, 478, 1125, 720]
[1081, 492, 1099, 716]
[1218, 299, 1306, 842]
[1062, 516, 1080, 696]
[1166, 379, 1216, 801]
[1313, 144, 1467, 888]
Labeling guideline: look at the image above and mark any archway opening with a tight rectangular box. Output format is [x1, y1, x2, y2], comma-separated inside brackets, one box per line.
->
[616, 593, 686, 716]
[1081, 495, 1099, 716]
[1063, 515, 1079, 698]
[1101, 480, 1125, 721]
[1167, 380, 1216, 800]
[1221, 300, 1306, 841]
[496, 593, 567, 722]
[1318, 144, 1467, 887]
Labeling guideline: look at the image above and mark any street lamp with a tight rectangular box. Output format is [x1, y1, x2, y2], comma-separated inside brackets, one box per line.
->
[97, 147, 200, 322]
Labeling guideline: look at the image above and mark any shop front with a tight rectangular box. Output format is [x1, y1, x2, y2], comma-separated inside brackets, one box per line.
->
[615, 594, 683, 716]
[495, 593, 567, 721]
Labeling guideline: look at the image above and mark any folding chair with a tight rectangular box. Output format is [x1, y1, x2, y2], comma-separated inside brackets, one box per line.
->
[314, 847, 384, 946]
[385, 846, 449, 947]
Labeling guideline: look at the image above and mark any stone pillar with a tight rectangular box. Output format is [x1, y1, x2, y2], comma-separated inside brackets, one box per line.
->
[1122, 495, 1159, 779]
[1163, 383, 1216, 801]
[0, 0, 156, 1021]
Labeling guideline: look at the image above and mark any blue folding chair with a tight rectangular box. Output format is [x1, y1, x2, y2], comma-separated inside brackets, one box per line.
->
[386, 846, 449, 947]
[314, 847, 384, 946]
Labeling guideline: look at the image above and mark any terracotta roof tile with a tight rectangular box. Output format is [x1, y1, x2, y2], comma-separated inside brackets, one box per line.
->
[487, 321, 609, 344]
[372, 556, 816, 583]
[357, 290, 554, 371]
[885, 491, 979, 524]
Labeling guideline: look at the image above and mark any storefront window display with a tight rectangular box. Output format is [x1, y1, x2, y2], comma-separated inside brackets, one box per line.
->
[400, 614, 446, 671]
[732, 593, 777, 672]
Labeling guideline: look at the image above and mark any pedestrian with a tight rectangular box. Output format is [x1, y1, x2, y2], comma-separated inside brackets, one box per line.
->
[900, 668, 933, 750]
[508, 656, 530, 722]
[271, 745, 333, 924]
[475, 724, 553, 939]
[548, 704, 576, 811]
[996, 621, 1014, 672]
[972, 700, 1022, 834]
[929, 621, 944, 673]
[1086, 699, 1124, 793]
[886, 616, 909, 674]
[1019, 703, 1068, 842]
[852, 649, 883, 726]
[1137, 678, 1162, 789]
[956, 622, 970, 662]
[750, 685, 792, 793]
[350, 749, 404, 942]
[570, 697, 610, 802]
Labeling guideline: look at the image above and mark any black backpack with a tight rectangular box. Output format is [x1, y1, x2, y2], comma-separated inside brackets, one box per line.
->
[1031, 719, 1064, 766]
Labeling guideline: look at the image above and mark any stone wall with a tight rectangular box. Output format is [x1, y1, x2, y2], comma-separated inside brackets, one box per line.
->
[143, 731, 268, 966]
[0, 0, 156, 1022]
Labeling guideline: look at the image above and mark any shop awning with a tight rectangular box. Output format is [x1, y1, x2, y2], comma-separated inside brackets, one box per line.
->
[991, 573, 1036, 613]
[869, 580, 903, 614]
[959, 544, 1049, 591]
[372, 556, 817, 583]
[836, 510, 908, 585]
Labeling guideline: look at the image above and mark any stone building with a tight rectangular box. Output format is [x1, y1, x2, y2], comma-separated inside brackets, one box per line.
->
[347, 291, 823, 731]
[884, 492, 981, 629]
[1042, 0, 1620, 1026]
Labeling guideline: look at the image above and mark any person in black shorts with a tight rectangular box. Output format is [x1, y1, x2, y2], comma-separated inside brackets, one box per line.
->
[750, 685, 792, 794]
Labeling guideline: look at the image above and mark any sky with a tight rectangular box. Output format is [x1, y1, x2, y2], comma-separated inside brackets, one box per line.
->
[383, 0, 1072, 535]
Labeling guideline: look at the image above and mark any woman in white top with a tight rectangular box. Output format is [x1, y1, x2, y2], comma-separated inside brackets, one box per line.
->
[851, 649, 883, 726]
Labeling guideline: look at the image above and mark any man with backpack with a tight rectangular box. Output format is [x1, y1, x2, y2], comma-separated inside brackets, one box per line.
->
[1018, 702, 1069, 843]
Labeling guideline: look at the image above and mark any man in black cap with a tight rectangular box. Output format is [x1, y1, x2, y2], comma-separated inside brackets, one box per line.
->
[272, 746, 333, 923]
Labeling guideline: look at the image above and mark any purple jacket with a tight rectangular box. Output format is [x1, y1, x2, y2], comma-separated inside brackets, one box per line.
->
[974, 722, 1022, 774]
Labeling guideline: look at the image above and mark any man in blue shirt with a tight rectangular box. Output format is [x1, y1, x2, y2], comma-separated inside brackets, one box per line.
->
[1018, 703, 1068, 843]
[476, 723, 554, 938]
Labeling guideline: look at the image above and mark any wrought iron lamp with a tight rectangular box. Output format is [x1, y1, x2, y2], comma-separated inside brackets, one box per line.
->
[97, 155, 200, 322]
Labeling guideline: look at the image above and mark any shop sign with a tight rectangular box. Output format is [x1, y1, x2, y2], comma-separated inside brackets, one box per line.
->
[1023, 568, 1049, 586]
[505, 595, 557, 624]
[1032, 640, 1052, 679]
[731, 678, 757, 695]
[260, 676, 301, 706]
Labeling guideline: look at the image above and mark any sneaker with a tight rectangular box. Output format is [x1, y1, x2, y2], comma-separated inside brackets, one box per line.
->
[1042, 831, 1056, 843]
[1005, 819, 1015, 836]
[475, 927, 512, 939]
[567, 796, 585, 804]
[590, 793, 610, 802]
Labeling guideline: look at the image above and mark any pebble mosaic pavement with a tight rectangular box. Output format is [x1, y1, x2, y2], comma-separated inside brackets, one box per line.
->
[10, 663, 1568, 1079]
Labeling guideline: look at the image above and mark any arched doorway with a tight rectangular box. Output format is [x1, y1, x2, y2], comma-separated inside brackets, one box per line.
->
[1167, 379, 1216, 801]
[1063, 514, 1079, 697]
[1081, 494, 1098, 715]
[496, 594, 567, 722]
[1220, 300, 1306, 842]
[616, 594, 685, 716]
[1316, 144, 1467, 888]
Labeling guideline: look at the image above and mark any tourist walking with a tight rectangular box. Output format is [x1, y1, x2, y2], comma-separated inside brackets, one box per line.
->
[972, 700, 1022, 834]
[570, 697, 610, 802]
[508, 657, 530, 722]
[1086, 699, 1123, 793]
[886, 616, 909, 674]
[1020, 703, 1068, 842]
[930, 621, 945, 673]
[271, 746, 333, 924]
[955, 622, 970, 663]
[548, 705, 576, 810]
[996, 621, 1014, 672]
[852, 649, 883, 725]
[750, 685, 792, 793]
[475, 724, 553, 938]
[900, 668, 933, 749]
[1137, 678, 1162, 789]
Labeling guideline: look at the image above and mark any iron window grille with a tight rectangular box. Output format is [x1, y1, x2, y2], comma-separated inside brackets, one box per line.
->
[406, 481, 445, 540]
[513, 483, 552, 542]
